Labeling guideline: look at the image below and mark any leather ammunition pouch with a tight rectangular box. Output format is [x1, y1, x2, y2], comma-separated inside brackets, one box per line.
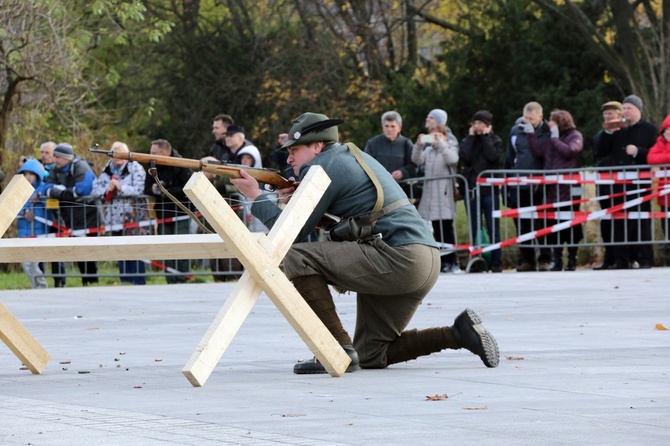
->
[324, 142, 410, 243]
[326, 217, 366, 242]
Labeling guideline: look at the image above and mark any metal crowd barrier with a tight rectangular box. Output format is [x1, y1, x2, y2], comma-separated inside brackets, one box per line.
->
[399, 173, 473, 269]
[14, 192, 275, 286]
[472, 165, 670, 269]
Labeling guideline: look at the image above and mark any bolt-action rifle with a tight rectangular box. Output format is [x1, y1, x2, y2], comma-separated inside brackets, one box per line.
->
[89, 144, 294, 190]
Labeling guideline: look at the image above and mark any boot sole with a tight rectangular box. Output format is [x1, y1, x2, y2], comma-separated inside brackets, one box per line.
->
[463, 308, 500, 368]
[293, 361, 360, 375]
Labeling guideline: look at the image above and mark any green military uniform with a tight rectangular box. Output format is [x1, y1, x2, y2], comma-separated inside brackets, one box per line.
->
[251, 113, 499, 372]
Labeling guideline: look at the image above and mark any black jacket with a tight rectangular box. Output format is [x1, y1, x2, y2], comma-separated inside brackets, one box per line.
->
[594, 119, 658, 167]
[505, 121, 550, 171]
[459, 133, 503, 195]
[143, 148, 193, 217]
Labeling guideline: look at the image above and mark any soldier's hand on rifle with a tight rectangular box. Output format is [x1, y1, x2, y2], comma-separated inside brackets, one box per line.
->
[231, 169, 262, 201]
[277, 180, 297, 204]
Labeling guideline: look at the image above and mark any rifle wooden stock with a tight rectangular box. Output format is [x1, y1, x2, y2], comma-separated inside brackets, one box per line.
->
[90, 148, 294, 189]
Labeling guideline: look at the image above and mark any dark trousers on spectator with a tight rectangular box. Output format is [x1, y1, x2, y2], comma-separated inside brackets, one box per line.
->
[511, 188, 551, 266]
[158, 219, 190, 284]
[468, 192, 502, 267]
[432, 219, 456, 267]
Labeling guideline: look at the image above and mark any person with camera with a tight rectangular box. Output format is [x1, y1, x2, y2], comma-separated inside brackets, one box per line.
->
[412, 110, 461, 273]
[504, 101, 552, 272]
[594, 95, 658, 269]
[230, 112, 499, 374]
[459, 110, 504, 272]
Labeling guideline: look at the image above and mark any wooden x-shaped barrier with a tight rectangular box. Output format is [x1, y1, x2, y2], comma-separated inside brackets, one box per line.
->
[181, 167, 350, 386]
[0, 175, 51, 374]
[0, 167, 350, 385]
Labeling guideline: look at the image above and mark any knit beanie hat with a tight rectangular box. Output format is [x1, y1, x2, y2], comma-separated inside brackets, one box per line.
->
[428, 109, 448, 126]
[623, 95, 643, 112]
[471, 110, 493, 126]
[53, 143, 74, 160]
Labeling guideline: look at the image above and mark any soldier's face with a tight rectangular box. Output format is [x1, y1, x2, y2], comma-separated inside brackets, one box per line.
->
[287, 143, 321, 175]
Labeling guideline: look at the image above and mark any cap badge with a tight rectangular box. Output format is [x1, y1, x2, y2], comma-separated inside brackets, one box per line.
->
[293, 131, 301, 140]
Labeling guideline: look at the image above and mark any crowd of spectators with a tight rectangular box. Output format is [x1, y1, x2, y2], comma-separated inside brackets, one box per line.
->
[9, 95, 670, 287]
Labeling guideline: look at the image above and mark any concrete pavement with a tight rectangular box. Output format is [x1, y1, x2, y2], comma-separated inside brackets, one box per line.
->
[1, 268, 668, 445]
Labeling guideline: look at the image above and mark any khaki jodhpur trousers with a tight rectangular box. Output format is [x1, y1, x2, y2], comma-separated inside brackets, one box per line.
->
[282, 238, 440, 368]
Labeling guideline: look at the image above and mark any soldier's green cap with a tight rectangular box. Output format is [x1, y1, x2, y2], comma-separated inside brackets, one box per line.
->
[279, 112, 344, 151]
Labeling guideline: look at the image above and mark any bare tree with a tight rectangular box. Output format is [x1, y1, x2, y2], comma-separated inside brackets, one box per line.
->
[531, 0, 670, 123]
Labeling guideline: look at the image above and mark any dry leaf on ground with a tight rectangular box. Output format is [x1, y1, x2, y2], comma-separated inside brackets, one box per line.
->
[425, 394, 449, 401]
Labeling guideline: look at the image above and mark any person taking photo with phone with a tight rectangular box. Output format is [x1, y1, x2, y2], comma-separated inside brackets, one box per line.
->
[412, 109, 461, 273]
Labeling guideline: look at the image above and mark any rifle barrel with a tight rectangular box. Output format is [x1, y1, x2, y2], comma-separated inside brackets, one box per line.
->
[89, 147, 294, 189]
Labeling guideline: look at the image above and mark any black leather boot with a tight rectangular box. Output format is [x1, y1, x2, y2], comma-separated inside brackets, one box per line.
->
[293, 344, 360, 374]
[451, 308, 499, 368]
[386, 327, 459, 366]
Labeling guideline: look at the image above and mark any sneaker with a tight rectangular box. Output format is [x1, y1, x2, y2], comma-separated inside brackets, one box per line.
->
[440, 263, 453, 273]
[452, 265, 463, 274]
[451, 308, 499, 368]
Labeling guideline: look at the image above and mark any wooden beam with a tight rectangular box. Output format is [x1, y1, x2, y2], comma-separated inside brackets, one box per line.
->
[0, 233, 254, 262]
[0, 302, 51, 374]
[0, 175, 35, 238]
[182, 169, 350, 386]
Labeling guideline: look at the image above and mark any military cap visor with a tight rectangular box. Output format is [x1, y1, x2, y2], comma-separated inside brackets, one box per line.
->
[279, 113, 344, 151]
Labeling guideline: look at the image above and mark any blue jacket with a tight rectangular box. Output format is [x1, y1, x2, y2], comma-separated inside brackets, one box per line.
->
[17, 159, 48, 237]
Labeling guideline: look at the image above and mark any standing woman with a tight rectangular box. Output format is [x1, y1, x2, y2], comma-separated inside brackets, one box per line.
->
[412, 124, 460, 273]
[92, 141, 149, 284]
[532, 110, 584, 271]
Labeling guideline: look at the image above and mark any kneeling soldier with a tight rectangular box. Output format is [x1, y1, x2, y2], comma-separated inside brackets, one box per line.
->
[232, 112, 499, 373]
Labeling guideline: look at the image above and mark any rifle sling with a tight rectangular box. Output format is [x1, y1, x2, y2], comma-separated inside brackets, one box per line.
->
[149, 163, 213, 234]
[344, 143, 411, 239]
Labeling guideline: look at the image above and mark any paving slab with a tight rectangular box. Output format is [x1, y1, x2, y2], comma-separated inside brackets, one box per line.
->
[1, 268, 668, 445]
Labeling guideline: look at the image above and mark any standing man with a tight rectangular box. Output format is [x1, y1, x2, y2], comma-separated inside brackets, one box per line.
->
[37, 143, 99, 286]
[231, 112, 499, 374]
[364, 111, 416, 198]
[459, 110, 504, 272]
[208, 113, 235, 162]
[592, 101, 623, 270]
[595, 95, 658, 269]
[223, 125, 262, 167]
[144, 139, 193, 283]
[504, 101, 552, 272]
[38, 141, 66, 287]
[40, 141, 57, 175]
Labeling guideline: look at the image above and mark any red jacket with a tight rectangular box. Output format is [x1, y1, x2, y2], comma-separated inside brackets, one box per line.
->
[646, 115, 670, 207]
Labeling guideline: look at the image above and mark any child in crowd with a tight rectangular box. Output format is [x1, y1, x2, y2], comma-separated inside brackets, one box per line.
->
[17, 158, 49, 288]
